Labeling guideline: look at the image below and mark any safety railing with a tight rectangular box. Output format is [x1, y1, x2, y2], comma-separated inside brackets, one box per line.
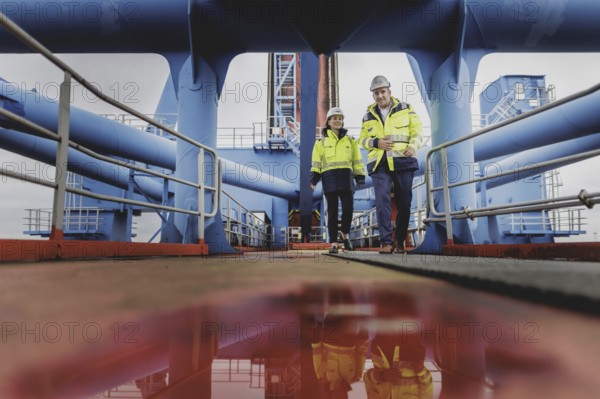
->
[502, 208, 585, 235]
[100, 114, 256, 148]
[0, 12, 221, 242]
[550, 208, 585, 233]
[217, 126, 257, 148]
[424, 83, 600, 244]
[221, 190, 269, 248]
[212, 359, 253, 383]
[214, 120, 432, 151]
[104, 113, 178, 140]
[24, 207, 103, 235]
[349, 208, 379, 248]
[23, 209, 53, 234]
[477, 84, 556, 128]
[287, 226, 326, 244]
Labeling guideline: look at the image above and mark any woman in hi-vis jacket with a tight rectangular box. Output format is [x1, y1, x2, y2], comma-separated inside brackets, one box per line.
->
[311, 107, 366, 253]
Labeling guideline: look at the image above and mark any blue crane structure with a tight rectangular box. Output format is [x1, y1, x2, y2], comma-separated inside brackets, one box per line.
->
[1, 0, 600, 258]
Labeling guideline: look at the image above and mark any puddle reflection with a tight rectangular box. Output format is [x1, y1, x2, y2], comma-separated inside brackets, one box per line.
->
[10, 284, 565, 399]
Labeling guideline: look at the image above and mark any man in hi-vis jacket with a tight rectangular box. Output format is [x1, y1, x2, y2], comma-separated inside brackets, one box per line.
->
[359, 75, 422, 254]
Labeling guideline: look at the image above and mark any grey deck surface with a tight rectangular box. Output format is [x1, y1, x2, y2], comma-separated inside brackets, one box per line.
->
[330, 251, 600, 314]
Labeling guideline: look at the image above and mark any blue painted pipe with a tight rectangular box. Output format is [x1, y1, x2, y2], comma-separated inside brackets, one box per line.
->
[0, 81, 177, 170]
[0, 127, 164, 200]
[5, 81, 600, 203]
[220, 158, 298, 201]
[474, 89, 600, 162]
[481, 133, 600, 190]
[4, 73, 600, 203]
[0, 80, 301, 200]
[0, 123, 303, 202]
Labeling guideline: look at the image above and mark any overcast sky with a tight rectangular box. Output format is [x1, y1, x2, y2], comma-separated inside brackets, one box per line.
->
[1, 52, 599, 242]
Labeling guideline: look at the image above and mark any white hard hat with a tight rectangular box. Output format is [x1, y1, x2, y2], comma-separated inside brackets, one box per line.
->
[326, 107, 344, 120]
[370, 75, 391, 91]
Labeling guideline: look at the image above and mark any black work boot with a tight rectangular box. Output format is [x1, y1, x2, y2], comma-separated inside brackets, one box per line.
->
[343, 239, 353, 251]
[394, 242, 406, 254]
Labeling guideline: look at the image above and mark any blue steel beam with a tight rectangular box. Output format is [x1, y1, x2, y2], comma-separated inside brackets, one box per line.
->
[299, 52, 319, 242]
[0, 0, 190, 53]
[1, 1, 600, 54]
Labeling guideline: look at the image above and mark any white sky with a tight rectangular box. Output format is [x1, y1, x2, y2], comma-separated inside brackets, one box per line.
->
[0, 52, 599, 242]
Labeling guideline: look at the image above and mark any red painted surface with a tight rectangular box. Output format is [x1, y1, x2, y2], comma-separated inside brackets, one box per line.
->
[0, 239, 209, 262]
[49, 227, 64, 241]
[316, 54, 329, 128]
[6, 275, 600, 399]
[287, 242, 330, 250]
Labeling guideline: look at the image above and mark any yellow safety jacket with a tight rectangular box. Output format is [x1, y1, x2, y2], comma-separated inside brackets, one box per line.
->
[364, 344, 433, 399]
[359, 97, 422, 174]
[311, 128, 366, 193]
[312, 340, 369, 391]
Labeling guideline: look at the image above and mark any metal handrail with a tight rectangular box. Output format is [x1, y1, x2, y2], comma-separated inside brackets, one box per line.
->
[0, 11, 221, 241]
[24, 207, 104, 232]
[0, 106, 206, 190]
[0, 14, 217, 157]
[287, 226, 326, 243]
[220, 189, 268, 247]
[424, 81, 600, 242]
[429, 148, 600, 195]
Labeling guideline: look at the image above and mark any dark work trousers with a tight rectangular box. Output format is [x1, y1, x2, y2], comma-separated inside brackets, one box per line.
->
[371, 169, 414, 246]
[324, 190, 354, 243]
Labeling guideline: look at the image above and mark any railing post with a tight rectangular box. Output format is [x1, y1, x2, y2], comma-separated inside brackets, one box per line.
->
[198, 148, 205, 241]
[226, 197, 231, 244]
[50, 71, 72, 241]
[417, 183, 423, 245]
[162, 177, 169, 233]
[125, 169, 135, 241]
[440, 148, 454, 244]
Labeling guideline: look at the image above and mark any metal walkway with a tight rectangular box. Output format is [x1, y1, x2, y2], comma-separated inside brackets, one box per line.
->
[331, 250, 600, 315]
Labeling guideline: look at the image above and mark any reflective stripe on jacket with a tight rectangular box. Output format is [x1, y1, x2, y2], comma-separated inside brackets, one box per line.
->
[364, 344, 433, 399]
[312, 340, 369, 391]
[358, 97, 422, 174]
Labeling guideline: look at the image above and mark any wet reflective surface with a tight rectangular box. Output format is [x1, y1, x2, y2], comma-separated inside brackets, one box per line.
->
[3, 254, 600, 399]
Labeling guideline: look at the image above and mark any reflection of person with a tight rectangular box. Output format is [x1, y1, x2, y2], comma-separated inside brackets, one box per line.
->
[364, 292, 433, 399]
[358, 76, 422, 254]
[364, 337, 433, 399]
[311, 107, 366, 253]
[311, 288, 369, 398]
